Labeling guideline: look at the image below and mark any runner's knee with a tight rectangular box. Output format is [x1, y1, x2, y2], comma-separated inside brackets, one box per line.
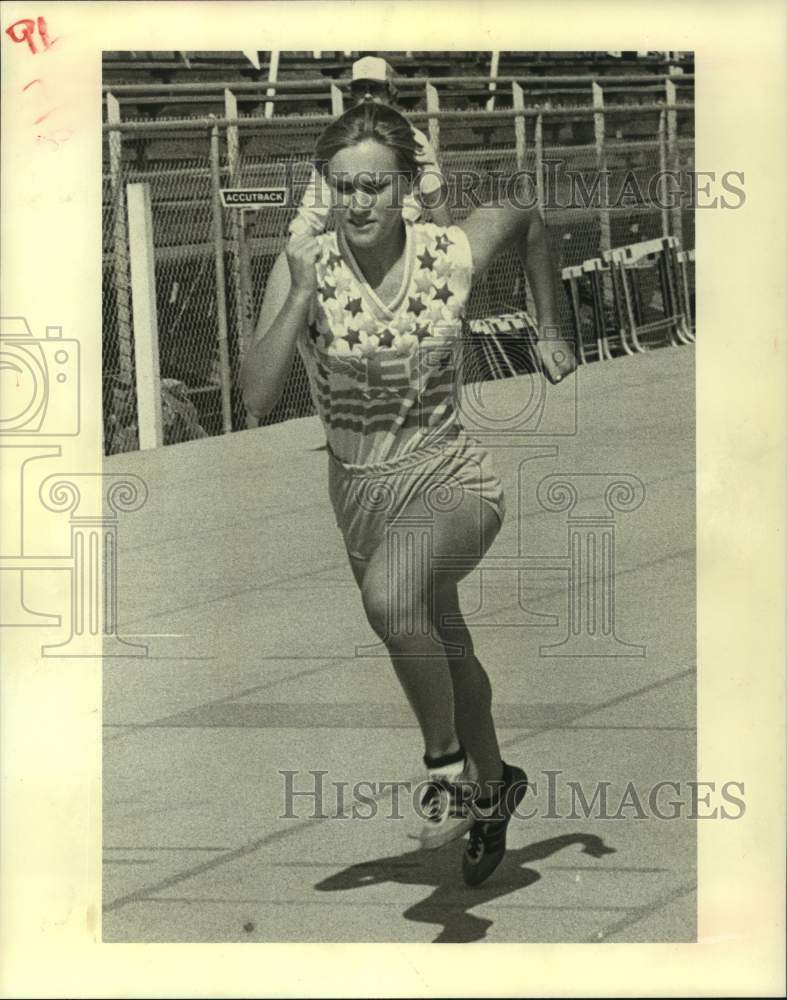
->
[360, 578, 391, 640]
[361, 565, 429, 644]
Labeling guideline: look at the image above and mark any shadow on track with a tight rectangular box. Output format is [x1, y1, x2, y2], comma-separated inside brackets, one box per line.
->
[315, 832, 616, 942]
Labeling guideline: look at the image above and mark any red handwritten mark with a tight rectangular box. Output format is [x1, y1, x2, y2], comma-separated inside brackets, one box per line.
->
[5, 18, 37, 52]
[35, 127, 72, 150]
[7, 17, 70, 151]
[36, 15, 55, 48]
[34, 104, 63, 124]
[5, 16, 57, 54]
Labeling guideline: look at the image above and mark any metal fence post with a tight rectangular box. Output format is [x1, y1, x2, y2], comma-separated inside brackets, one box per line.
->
[126, 183, 163, 449]
[106, 93, 134, 389]
[265, 50, 279, 119]
[486, 51, 500, 111]
[657, 109, 670, 239]
[224, 88, 254, 358]
[512, 81, 526, 169]
[209, 124, 234, 435]
[330, 83, 344, 116]
[592, 81, 613, 305]
[534, 111, 545, 215]
[426, 81, 440, 156]
[665, 76, 683, 247]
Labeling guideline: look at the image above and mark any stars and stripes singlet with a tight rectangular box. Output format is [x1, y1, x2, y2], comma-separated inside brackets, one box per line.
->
[297, 221, 474, 468]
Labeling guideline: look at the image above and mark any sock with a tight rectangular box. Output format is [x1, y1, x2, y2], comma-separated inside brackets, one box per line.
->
[475, 763, 509, 811]
[423, 746, 466, 783]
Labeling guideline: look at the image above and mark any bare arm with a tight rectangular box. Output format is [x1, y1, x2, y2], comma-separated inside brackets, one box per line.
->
[240, 236, 319, 421]
[411, 125, 453, 227]
[459, 193, 576, 383]
[422, 181, 453, 227]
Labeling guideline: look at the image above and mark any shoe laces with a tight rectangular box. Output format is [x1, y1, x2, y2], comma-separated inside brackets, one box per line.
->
[421, 780, 447, 821]
[421, 776, 468, 823]
[466, 823, 488, 861]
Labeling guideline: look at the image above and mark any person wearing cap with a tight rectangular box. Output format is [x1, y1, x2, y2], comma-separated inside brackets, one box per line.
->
[289, 55, 451, 237]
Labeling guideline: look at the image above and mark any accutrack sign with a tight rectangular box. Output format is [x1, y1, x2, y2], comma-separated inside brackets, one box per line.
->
[220, 188, 288, 208]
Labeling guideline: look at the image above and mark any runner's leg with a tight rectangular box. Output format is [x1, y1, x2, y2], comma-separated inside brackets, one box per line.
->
[433, 578, 504, 798]
[356, 490, 501, 773]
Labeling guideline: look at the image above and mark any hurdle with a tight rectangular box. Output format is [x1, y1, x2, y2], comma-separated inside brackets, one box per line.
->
[465, 310, 540, 381]
[561, 258, 621, 363]
[561, 264, 585, 362]
[562, 239, 696, 361]
[677, 247, 696, 341]
[602, 236, 694, 353]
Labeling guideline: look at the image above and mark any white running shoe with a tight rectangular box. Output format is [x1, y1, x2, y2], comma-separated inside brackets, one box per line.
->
[413, 762, 479, 850]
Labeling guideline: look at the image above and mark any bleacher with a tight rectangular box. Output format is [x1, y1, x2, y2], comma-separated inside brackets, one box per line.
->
[103, 50, 693, 123]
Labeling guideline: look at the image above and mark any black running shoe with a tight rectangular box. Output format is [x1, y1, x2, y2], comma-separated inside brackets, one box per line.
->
[462, 762, 529, 886]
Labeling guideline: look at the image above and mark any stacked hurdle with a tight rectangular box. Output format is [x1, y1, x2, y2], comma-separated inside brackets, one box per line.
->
[562, 257, 619, 363]
[464, 310, 541, 382]
[562, 237, 695, 362]
[677, 247, 696, 339]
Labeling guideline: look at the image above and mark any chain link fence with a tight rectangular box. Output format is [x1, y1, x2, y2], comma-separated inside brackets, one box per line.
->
[102, 152, 137, 455]
[102, 80, 694, 453]
[228, 117, 327, 427]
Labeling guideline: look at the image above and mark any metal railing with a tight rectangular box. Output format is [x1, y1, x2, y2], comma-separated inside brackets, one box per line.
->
[102, 73, 694, 454]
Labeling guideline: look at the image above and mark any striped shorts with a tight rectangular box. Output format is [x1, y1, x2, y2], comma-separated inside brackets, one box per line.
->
[326, 430, 506, 563]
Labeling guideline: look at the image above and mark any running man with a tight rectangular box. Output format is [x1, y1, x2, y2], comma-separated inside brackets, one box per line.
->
[242, 102, 576, 886]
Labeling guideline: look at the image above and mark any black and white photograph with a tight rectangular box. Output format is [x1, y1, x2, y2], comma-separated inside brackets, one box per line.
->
[1, 2, 784, 996]
[101, 47, 701, 943]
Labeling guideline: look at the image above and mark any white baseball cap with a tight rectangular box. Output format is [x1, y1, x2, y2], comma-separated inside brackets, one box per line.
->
[351, 56, 394, 85]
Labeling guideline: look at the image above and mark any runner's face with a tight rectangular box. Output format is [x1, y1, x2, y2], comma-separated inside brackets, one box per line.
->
[327, 140, 412, 250]
[350, 81, 392, 105]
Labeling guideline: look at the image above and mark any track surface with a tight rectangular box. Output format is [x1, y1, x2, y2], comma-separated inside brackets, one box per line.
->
[103, 346, 696, 943]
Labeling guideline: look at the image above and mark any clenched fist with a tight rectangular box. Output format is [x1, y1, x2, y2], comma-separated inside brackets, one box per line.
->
[286, 234, 321, 294]
[534, 327, 578, 385]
